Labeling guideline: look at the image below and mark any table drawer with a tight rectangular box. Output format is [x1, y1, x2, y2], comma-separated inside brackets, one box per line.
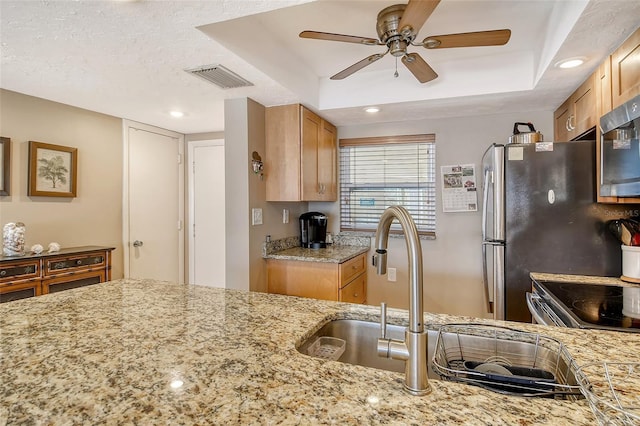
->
[339, 273, 366, 304]
[0, 259, 40, 284]
[339, 253, 366, 284]
[44, 251, 107, 277]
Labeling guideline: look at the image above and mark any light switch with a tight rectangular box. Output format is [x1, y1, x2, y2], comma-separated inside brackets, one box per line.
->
[252, 208, 263, 226]
[388, 267, 397, 282]
[283, 209, 289, 224]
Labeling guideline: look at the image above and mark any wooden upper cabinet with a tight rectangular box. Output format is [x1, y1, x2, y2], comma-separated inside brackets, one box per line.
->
[554, 74, 597, 141]
[611, 26, 640, 109]
[317, 119, 337, 201]
[596, 57, 613, 117]
[572, 75, 597, 136]
[266, 104, 337, 202]
[265, 104, 301, 201]
[301, 108, 321, 200]
[553, 98, 571, 142]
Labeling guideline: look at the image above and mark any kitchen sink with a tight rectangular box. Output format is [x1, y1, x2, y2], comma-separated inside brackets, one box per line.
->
[297, 319, 583, 398]
[297, 319, 439, 377]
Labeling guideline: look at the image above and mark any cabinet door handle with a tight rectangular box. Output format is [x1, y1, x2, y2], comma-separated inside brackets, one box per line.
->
[565, 117, 571, 132]
[569, 114, 575, 131]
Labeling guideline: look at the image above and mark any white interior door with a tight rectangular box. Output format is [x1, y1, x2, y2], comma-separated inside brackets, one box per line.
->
[188, 140, 225, 287]
[124, 121, 184, 283]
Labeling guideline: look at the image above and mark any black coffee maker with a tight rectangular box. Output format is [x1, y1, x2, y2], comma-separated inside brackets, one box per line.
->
[299, 212, 328, 249]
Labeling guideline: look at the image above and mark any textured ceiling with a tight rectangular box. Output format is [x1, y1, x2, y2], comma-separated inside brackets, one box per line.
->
[1, 0, 639, 134]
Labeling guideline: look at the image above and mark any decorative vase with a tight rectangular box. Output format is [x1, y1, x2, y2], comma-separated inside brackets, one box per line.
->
[3, 222, 26, 256]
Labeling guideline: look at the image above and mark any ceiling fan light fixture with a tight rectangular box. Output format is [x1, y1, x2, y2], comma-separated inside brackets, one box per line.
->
[365, 107, 380, 113]
[555, 57, 586, 69]
[299, 0, 511, 84]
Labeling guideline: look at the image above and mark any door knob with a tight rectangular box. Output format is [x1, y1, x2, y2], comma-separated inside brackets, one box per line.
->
[133, 240, 144, 247]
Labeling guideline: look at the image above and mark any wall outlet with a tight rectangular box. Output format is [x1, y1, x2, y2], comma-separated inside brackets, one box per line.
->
[283, 209, 289, 224]
[387, 267, 397, 282]
[251, 208, 263, 226]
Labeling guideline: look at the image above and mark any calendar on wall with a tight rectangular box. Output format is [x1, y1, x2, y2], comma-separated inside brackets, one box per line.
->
[441, 164, 478, 212]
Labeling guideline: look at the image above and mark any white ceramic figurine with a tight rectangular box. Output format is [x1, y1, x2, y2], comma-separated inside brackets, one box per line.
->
[3, 222, 26, 256]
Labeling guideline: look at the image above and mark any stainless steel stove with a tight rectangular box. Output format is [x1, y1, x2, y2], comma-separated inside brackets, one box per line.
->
[528, 280, 640, 333]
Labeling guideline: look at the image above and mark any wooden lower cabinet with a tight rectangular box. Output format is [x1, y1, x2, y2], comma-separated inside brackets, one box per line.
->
[267, 253, 367, 304]
[0, 246, 114, 303]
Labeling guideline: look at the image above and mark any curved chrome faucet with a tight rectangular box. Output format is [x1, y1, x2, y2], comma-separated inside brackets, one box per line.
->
[373, 205, 430, 395]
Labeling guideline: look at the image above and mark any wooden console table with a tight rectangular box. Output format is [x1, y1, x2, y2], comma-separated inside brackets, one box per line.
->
[0, 246, 114, 303]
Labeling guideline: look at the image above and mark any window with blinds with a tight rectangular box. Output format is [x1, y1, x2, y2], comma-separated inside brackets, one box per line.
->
[339, 134, 436, 236]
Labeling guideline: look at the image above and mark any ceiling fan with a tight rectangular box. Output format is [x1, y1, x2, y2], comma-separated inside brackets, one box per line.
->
[299, 0, 511, 83]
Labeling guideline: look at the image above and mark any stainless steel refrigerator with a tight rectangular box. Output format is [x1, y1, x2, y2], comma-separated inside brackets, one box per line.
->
[481, 140, 629, 322]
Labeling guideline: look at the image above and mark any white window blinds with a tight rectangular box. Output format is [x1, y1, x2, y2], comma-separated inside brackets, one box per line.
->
[339, 134, 436, 235]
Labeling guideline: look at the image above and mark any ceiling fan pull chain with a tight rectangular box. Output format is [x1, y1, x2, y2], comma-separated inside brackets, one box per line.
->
[394, 57, 399, 78]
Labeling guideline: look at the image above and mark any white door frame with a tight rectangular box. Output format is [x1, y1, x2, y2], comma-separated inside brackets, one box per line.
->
[187, 139, 225, 285]
[122, 120, 185, 282]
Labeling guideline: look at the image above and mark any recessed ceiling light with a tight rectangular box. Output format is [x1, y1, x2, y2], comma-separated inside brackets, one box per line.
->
[170, 111, 184, 118]
[555, 57, 586, 69]
[365, 107, 380, 113]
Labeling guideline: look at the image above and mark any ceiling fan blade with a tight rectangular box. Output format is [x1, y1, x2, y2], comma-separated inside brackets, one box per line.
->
[401, 53, 438, 83]
[331, 53, 386, 80]
[300, 30, 380, 45]
[398, 0, 441, 36]
[422, 29, 511, 49]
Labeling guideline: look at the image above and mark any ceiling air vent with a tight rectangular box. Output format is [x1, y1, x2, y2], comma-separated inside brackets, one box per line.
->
[185, 64, 253, 89]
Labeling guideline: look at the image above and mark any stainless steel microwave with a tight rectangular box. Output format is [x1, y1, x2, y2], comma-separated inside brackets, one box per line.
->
[600, 94, 640, 197]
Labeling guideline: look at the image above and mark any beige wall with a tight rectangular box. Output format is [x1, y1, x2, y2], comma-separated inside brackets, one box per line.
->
[310, 110, 554, 318]
[0, 89, 124, 277]
[224, 98, 306, 292]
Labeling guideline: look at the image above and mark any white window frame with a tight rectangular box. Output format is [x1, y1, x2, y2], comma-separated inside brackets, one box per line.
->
[339, 134, 436, 236]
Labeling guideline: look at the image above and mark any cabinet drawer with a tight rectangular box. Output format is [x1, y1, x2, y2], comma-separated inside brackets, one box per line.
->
[0, 259, 40, 284]
[42, 270, 105, 294]
[44, 251, 107, 277]
[340, 254, 366, 285]
[0, 281, 41, 303]
[339, 274, 366, 304]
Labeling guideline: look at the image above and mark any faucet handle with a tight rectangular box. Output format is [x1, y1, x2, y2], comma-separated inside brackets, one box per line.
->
[380, 302, 387, 339]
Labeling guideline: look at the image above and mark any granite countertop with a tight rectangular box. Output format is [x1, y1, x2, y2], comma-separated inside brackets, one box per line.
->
[264, 245, 370, 264]
[531, 272, 640, 287]
[2, 279, 640, 424]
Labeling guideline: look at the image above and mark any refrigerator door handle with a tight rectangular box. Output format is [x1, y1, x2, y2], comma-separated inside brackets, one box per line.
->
[481, 242, 494, 314]
[494, 244, 505, 320]
[481, 169, 491, 241]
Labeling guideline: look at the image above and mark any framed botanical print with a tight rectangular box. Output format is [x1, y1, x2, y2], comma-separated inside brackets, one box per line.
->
[28, 141, 78, 197]
[0, 137, 9, 196]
